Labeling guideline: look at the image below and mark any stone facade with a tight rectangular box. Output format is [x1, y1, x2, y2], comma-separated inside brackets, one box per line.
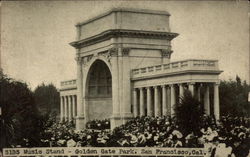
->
[59, 8, 223, 130]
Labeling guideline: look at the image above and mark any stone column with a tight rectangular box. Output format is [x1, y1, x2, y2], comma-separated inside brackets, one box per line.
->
[179, 83, 184, 100]
[68, 95, 72, 121]
[154, 86, 160, 117]
[110, 47, 121, 129]
[204, 85, 210, 115]
[72, 95, 76, 119]
[214, 82, 220, 121]
[167, 86, 171, 116]
[121, 48, 132, 120]
[161, 85, 167, 116]
[133, 89, 138, 117]
[64, 96, 68, 122]
[170, 84, 176, 117]
[188, 82, 195, 96]
[197, 84, 201, 101]
[60, 96, 64, 122]
[146, 87, 153, 116]
[139, 88, 145, 116]
[76, 56, 84, 130]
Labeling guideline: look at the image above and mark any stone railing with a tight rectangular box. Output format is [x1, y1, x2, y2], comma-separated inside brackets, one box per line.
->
[60, 79, 77, 89]
[131, 59, 219, 78]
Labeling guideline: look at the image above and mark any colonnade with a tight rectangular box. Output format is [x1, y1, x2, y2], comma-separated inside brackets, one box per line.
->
[60, 95, 77, 122]
[132, 82, 220, 120]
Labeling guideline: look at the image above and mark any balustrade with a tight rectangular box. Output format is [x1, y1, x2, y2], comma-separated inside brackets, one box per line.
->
[60, 80, 77, 91]
[131, 59, 219, 77]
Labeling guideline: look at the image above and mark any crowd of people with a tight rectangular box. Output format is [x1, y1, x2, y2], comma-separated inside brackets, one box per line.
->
[86, 119, 110, 130]
[40, 115, 250, 157]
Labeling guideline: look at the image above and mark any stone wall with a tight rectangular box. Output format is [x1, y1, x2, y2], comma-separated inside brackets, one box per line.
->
[87, 97, 112, 120]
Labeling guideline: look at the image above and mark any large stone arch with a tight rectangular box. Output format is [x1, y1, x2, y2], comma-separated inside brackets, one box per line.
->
[83, 56, 113, 122]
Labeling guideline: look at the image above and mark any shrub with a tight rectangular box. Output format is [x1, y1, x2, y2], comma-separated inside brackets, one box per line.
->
[174, 90, 204, 136]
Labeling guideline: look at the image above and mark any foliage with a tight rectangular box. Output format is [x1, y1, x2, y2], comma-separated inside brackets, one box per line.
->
[219, 76, 250, 117]
[37, 115, 250, 153]
[174, 90, 205, 136]
[33, 83, 60, 115]
[0, 75, 43, 148]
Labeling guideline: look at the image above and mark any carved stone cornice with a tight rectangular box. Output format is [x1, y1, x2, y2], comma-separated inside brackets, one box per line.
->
[70, 29, 179, 49]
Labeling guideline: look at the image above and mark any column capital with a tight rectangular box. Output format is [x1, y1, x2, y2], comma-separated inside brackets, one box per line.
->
[139, 87, 144, 90]
[169, 84, 175, 87]
[178, 83, 184, 86]
[161, 85, 166, 88]
[166, 85, 171, 89]
[196, 83, 202, 87]
[188, 82, 195, 85]
[153, 86, 158, 89]
[214, 82, 220, 86]
[146, 86, 151, 90]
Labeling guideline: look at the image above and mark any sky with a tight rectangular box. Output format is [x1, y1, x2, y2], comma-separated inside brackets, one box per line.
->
[1, 1, 249, 90]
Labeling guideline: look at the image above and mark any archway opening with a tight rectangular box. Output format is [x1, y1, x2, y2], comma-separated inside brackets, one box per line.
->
[86, 60, 112, 121]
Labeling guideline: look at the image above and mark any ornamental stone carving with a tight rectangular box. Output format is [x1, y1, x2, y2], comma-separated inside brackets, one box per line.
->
[98, 51, 109, 59]
[109, 47, 118, 56]
[122, 48, 130, 56]
[75, 56, 83, 65]
[98, 51, 112, 63]
[79, 54, 93, 66]
[161, 49, 173, 59]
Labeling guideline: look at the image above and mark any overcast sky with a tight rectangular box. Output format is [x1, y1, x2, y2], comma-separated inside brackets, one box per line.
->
[1, 1, 249, 90]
